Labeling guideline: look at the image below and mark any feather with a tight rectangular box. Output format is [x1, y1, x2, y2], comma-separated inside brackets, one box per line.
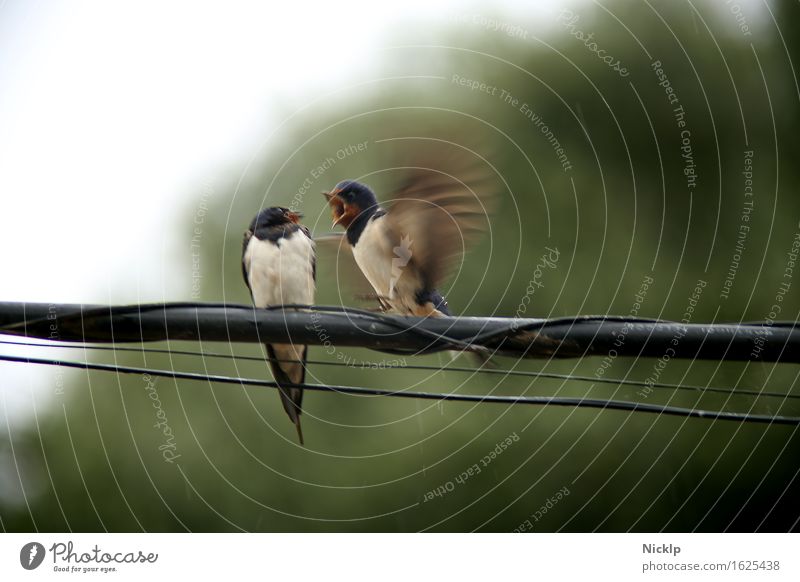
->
[381, 141, 498, 293]
[266, 344, 305, 445]
[242, 216, 315, 445]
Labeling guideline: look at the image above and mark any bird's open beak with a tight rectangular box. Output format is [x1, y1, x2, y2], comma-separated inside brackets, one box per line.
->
[322, 190, 347, 228]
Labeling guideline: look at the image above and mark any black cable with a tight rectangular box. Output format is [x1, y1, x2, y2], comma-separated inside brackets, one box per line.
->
[267, 305, 670, 350]
[0, 302, 692, 355]
[2, 302, 797, 362]
[8, 302, 480, 353]
[1, 352, 798, 425]
[1, 338, 798, 400]
[263, 304, 492, 354]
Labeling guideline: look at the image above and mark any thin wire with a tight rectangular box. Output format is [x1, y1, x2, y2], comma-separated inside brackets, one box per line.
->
[1, 338, 797, 400]
[1, 352, 798, 425]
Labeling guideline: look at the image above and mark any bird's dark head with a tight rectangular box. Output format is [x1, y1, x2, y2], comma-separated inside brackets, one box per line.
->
[322, 180, 379, 229]
[249, 206, 303, 231]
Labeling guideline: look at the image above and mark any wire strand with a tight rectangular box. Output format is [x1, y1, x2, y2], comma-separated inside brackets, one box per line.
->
[1, 338, 797, 400]
[1, 352, 798, 425]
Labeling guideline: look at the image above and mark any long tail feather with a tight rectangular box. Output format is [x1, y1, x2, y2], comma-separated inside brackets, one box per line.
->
[266, 344, 306, 446]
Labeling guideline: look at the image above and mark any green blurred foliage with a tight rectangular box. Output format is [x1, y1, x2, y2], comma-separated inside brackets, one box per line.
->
[2, 0, 799, 531]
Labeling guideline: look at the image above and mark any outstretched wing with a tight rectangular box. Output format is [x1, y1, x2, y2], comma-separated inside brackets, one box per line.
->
[382, 139, 498, 292]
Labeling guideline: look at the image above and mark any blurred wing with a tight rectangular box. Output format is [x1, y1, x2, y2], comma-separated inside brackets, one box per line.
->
[314, 232, 382, 307]
[383, 141, 497, 291]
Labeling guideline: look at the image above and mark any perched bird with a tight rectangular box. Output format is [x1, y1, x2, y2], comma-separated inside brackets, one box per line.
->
[322, 143, 494, 318]
[242, 207, 315, 444]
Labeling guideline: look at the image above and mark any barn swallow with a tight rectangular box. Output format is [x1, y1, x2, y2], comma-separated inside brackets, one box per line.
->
[323, 145, 494, 318]
[242, 207, 315, 445]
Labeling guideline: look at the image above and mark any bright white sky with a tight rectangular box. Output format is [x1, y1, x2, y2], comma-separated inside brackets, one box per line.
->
[0, 0, 574, 427]
[0, 0, 568, 304]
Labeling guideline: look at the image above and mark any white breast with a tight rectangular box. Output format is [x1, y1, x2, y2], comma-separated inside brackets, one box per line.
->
[352, 217, 393, 298]
[352, 216, 420, 314]
[244, 231, 315, 308]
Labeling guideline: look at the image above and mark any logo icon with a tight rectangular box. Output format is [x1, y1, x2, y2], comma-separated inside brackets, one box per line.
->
[20, 542, 46, 570]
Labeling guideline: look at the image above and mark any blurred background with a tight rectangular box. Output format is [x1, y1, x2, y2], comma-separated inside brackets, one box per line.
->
[1, 0, 799, 532]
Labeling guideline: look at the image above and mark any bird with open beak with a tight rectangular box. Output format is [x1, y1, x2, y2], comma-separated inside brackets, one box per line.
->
[242, 206, 315, 445]
[323, 144, 494, 318]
